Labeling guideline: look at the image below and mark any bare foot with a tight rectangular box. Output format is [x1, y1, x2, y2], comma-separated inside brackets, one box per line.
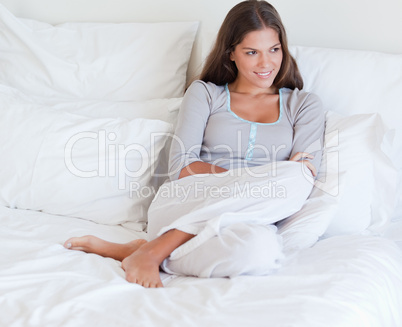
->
[64, 235, 147, 262]
[122, 247, 164, 288]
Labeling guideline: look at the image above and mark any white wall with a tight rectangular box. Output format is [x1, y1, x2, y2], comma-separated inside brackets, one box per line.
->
[0, 0, 401, 55]
[270, 0, 402, 54]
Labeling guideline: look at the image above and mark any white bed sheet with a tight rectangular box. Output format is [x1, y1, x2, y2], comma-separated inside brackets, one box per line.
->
[1, 206, 402, 327]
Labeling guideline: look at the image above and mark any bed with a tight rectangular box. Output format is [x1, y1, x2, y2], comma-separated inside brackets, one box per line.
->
[0, 0, 402, 326]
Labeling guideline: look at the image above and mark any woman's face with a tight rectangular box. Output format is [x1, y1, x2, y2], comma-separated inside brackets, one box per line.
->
[230, 27, 283, 94]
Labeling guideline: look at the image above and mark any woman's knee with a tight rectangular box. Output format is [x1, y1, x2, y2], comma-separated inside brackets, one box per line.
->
[163, 223, 283, 278]
[218, 223, 283, 277]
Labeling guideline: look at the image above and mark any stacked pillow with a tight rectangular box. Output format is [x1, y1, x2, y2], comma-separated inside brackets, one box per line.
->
[0, 4, 197, 229]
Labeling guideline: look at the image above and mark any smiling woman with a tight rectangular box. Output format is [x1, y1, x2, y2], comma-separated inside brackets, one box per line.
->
[227, 28, 282, 124]
[200, 0, 303, 90]
[66, 0, 325, 288]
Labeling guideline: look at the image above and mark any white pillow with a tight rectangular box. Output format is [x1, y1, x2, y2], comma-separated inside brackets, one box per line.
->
[0, 4, 198, 101]
[323, 111, 397, 236]
[382, 128, 402, 222]
[277, 169, 345, 254]
[278, 111, 397, 252]
[0, 90, 173, 229]
[291, 46, 402, 130]
[51, 96, 182, 196]
[277, 115, 345, 253]
[1, 82, 182, 125]
[49, 97, 182, 126]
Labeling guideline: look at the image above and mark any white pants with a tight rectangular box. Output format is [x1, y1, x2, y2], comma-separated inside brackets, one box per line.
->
[147, 161, 313, 278]
[161, 223, 283, 278]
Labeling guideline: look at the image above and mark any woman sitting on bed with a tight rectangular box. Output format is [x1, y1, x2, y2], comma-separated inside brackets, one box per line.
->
[65, 0, 324, 288]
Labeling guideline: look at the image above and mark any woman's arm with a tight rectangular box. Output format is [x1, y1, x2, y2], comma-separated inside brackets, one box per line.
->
[169, 81, 216, 180]
[289, 92, 325, 177]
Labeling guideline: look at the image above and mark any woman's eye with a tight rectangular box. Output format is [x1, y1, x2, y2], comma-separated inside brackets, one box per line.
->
[246, 51, 257, 55]
[270, 48, 280, 53]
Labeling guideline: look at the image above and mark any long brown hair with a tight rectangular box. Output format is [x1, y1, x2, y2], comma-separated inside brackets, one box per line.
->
[199, 0, 303, 90]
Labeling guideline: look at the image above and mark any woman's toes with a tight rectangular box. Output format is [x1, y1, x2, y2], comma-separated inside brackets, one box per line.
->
[64, 238, 77, 249]
[64, 235, 94, 251]
[150, 282, 162, 288]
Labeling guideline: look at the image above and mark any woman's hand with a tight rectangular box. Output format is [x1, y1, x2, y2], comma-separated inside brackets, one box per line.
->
[289, 152, 317, 177]
[178, 161, 228, 179]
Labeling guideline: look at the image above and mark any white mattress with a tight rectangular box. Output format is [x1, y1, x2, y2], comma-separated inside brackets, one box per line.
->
[1, 206, 401, 327]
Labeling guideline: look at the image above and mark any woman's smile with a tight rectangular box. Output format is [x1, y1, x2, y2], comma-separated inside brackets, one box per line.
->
[255, 71, 273, 78]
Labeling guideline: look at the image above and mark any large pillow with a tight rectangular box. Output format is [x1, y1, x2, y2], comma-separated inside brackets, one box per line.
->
[323, 111, 397, 236]
[54, 98, 182, 127]
[382, 128, 402, 222]
[2, 81, 182, 125]
[0, 4, 198, 101]
[290, 46, 402, 130]
[278, 111, 398, 253]
[277, 112, 345, 253]
[277, 170, 345, 255]
[0, 87, 173, 230]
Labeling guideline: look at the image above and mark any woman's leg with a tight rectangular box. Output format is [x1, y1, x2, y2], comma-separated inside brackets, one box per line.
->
[162, 223, 283, 279]
[64, 229, 194, 288]
[64, 236, 147, 261]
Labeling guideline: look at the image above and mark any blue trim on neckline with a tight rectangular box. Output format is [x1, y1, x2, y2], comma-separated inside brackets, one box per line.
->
[245, 123, 258, 160]
[224, 84, 282, 125]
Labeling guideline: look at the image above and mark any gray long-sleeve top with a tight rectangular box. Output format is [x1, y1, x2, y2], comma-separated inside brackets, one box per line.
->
[169, 80, 325, 180]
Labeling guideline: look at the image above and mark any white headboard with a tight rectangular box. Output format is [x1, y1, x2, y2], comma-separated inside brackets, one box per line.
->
[1, 0, 401, 80]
